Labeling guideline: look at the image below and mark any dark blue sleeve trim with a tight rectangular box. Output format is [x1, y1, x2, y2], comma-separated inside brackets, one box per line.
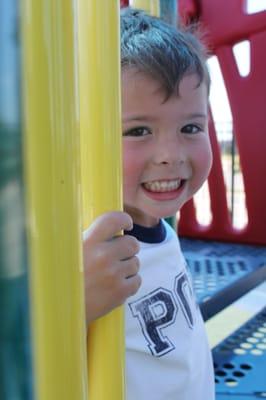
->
[124, 219, 166, 243]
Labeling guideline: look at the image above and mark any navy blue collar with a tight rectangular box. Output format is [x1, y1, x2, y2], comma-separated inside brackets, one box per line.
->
[125, 219, 166, 243]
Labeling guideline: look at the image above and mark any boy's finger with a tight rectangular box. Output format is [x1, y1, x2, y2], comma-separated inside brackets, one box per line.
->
[108, 235, 140, 260]
[123, 273, 142, 297]
[121, 256, 140, 279]
[83, 211, 133, 242]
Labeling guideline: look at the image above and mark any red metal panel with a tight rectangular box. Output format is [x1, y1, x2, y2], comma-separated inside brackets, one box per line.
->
[120, 0, 129, 8]
[198, 0, 266, 50]
[178, 0, 200, 22]
[179, 1, 266, 245]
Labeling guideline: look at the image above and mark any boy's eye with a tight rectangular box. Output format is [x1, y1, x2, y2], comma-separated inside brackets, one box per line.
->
[181, 124, 201, 134]
[123, 127, 151, 137]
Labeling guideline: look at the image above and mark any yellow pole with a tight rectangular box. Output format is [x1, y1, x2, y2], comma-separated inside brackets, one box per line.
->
[21, 1, 88, 399]
[78, 1, 124, 399]
[129, 0, 160, 15]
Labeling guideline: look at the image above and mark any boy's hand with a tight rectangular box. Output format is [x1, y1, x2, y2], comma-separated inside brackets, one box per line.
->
[83, 211, 141, 326]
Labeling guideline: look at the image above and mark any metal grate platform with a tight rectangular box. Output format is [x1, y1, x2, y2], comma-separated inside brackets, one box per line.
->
[212, 307, 266, 399]
[180, 239, 266, 320]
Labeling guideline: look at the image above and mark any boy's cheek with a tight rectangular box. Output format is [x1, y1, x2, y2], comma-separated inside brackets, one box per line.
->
[123, 160, 136, 197]
[193, 138, 212, 171]
[191, 145, 213, 192]
[201, 143, 213, 177]
[122, 144, 141, 187]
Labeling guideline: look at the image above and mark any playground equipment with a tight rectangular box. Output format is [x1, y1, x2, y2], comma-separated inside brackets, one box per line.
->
[177, 1, 266, 398]
[179, 0, 266, 245]
[0, 1, 265, 399]
[22, 0, 88, 399]
[78, 1, 124, 399]
[0, 0, 32, 398]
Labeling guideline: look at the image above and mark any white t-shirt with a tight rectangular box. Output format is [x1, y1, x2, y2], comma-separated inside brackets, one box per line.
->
[125, 220, 215, 400]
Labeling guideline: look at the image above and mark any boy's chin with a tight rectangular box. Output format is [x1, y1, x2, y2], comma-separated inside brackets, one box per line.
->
[124, 203, 180, 227]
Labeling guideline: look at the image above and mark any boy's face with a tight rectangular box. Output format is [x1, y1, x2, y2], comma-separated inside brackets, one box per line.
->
[122, 68, 212, 227]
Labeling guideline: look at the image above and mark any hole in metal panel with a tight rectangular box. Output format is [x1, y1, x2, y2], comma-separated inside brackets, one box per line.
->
[225, 378, 238, 387]
[216, 370, 227, 377]
[244, 0, 266, 14]
[240, 363, 252, 370]
[233, 41, 251, 77]
[223, 363, 234, 369]
[208, 56, 248, 229]
[233, 370, 245, 378]
[194, 181, 212, 226]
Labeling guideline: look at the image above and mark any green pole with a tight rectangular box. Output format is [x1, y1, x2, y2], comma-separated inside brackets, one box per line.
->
[159, 0, 177, 26]
[161, 0, 178, 230]
[0, 0, 33, 398]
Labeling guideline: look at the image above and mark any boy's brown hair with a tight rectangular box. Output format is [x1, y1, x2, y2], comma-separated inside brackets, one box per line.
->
[121, 8, 210, 99]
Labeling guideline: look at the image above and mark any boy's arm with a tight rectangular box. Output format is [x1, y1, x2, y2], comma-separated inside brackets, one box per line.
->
[83, 211, 141, 326]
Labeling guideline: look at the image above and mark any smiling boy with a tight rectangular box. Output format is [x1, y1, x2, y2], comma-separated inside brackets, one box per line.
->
[83, 8, 215, 400]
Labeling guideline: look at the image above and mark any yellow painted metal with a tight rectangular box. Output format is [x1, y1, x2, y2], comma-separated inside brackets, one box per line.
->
[21, 1, 88, 399]
[78, 0, 124, 399]
[129, 0, 160, 16]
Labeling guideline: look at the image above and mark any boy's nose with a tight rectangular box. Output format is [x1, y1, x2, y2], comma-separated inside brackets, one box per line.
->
[153, 136, 186, 166]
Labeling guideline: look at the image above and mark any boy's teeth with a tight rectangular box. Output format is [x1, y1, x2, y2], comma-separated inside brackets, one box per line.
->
[144, 179, 181, 192]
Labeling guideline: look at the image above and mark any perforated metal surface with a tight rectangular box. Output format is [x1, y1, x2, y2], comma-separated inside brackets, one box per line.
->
[213, 307, 266, 399]
[180, 239, 266, 320]
[187, 256, 249, 301]
[180, 239, 266, 259]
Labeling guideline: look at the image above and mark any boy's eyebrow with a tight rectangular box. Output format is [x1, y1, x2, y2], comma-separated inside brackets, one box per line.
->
[123, 113, 208, 122]
[122, 115, 157, 122]
[183, 112, 208, 119]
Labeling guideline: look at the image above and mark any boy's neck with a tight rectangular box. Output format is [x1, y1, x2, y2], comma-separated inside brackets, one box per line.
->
[125, 219, 166, 243]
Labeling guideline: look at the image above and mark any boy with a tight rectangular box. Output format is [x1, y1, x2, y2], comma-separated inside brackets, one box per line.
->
[83, 8, 215, 400]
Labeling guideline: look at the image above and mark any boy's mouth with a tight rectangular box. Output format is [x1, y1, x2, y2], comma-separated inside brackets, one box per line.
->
[142, 179, 183, 192]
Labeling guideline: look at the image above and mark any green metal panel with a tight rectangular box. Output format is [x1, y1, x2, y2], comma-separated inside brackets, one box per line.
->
[159, 0, 177, 26]
[0, 0, 33, 398]
[161, 0, 178, 230]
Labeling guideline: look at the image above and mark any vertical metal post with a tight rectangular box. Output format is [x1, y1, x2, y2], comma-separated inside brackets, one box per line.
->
[0, 0, 33, 399]
[21, 1, 88, 399]
[129, 0, 160, 15]
[78, 1, 124, 399]
[160, 0, 178, 25]
[130, 0, 177, 21]
[161, 0, 179, 230]
[231, 135, 236, 223]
